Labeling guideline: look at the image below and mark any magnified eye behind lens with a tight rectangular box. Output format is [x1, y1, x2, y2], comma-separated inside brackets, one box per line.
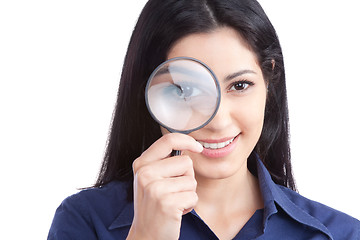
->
[164, 82, 202, 102]
[175, 83, 192, 100]
[145, 57, 221, 134]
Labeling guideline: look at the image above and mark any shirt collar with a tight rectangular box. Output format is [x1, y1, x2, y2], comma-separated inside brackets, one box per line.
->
[108, 201, 133, 230]
[255, 156, 333, 239]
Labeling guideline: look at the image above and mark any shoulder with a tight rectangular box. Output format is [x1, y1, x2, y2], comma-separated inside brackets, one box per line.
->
[73, 180, 132, 207]
[61, 180, 131, 217]
[278, 185, 360, 240]
[48, 181, 132, 240]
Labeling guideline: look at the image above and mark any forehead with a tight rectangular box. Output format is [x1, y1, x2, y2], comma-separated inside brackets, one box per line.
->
[167, 27, 261, 79]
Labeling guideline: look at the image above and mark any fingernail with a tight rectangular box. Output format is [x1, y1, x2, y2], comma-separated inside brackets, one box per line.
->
[195, 141, 203, 152]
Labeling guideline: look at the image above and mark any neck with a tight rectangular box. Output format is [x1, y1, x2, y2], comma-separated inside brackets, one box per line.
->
[194, 163, 263, 215]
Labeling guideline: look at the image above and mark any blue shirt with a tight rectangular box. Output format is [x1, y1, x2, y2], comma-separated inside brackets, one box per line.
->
[48, 158, 360, 239]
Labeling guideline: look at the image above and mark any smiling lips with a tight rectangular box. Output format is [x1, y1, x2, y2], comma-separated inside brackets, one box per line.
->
[198, 138, 235, 149]
[197, 135, 239, 158]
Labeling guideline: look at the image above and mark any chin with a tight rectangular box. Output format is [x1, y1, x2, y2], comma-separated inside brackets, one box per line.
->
[191, 153, 248, 180]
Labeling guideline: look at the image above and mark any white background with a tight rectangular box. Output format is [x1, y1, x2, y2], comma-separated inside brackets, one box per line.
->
[0, 1, 359, 239]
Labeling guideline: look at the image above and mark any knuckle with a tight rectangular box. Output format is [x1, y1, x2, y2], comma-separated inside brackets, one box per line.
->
[136, 175, 147, 189]
[159, 195, 175, 213]
[191, 179, 197, 190]
[193, 191, 199, 200]
[162, 133, 174, 145]
[187, 191, 198, 204]
[192, 192, 199, 204]
[136, 166, 153, 187]
[146, 182, 162, 199]
[184, 176, 197, 190]
[132, 158, 140, 173]
[138, 165, 151, 178]
[182, 156, 193, 167]
[132, 154, 149, 174]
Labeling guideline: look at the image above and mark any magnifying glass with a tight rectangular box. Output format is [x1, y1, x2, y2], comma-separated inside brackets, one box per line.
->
[145, 57, 221, 155]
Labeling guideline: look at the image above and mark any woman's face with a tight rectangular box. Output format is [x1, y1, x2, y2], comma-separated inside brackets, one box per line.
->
[162, 27, 267, 180]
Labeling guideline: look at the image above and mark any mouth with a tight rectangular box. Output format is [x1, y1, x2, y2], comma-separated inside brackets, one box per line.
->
[197, 137, 236, 150]
[197, 134, 240, 158]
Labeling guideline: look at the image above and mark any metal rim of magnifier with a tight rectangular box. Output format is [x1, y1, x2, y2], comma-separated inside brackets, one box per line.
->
[145, 56, 221, 134]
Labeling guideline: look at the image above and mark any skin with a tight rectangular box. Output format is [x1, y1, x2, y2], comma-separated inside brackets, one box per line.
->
[128, 27, 267, 240]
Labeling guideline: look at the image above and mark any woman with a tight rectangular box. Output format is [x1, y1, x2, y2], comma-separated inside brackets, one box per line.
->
[48, 0, 360, 239]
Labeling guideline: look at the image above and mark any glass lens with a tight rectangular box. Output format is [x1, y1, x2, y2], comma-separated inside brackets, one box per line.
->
[146, 57, 220, 133]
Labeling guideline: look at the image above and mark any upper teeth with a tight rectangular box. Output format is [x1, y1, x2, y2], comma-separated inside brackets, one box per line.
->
[198, 138, 234, 149]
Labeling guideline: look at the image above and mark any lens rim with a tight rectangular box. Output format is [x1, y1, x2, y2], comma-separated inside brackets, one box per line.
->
[145, 56, 221, 134]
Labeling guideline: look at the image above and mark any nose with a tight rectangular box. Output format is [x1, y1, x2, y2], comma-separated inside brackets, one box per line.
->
[204, 96, 232, 131]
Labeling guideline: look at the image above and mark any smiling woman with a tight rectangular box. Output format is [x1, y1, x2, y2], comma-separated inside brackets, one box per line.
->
[163, 27, 268, 176]
[47, 0, 360, 239]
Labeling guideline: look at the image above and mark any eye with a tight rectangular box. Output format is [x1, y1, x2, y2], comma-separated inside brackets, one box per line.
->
[164, 82, 201, 101]
[228, 80, 254, 92]
[175, 84, 198, 98]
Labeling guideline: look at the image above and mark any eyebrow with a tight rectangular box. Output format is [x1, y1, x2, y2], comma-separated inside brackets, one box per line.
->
[225, 69, 257, 81]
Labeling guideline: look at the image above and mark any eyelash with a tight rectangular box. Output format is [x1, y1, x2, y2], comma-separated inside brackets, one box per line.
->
[227, 80, 254, 92]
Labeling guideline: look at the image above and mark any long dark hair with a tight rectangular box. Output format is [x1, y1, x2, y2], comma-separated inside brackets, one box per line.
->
[95, 0, 296, 192]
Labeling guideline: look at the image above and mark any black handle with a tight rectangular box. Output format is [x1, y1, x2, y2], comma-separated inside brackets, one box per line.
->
[171, 150, 181, 156]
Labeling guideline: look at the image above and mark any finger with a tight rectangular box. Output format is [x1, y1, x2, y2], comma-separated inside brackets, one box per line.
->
[141, 155, 195, 178]
[146, 176, 197, 198]
[141, 133, 203, 162]
[161, 191, 198, 217]
[134, 156, 195, 189]
[133, 133, 202, 173]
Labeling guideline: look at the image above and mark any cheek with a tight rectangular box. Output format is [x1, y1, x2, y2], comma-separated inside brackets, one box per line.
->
[235, 92, 266, 136]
